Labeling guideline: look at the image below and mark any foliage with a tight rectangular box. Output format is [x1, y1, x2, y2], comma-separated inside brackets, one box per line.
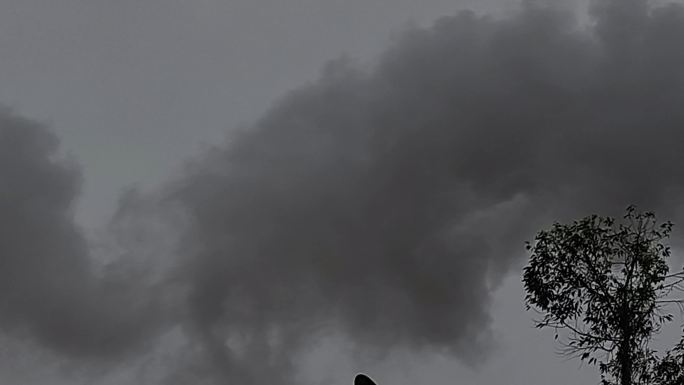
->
[650, 335, 684, 385]
[523, 206, 684, 385]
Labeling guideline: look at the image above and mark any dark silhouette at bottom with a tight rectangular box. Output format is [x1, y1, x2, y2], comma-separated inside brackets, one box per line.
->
[355, 374, 377, 385]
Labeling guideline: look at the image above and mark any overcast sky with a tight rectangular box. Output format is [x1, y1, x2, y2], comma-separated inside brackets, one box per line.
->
[0, 0, 526, 229]
[1, 0, 684, 385]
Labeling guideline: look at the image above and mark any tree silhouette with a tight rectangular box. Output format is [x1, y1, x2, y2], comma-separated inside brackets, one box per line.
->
[523, 207, 684, 385]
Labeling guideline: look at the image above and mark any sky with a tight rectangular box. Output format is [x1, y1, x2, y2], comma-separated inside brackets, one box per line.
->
[1, 0, 684, 384]
[0, 0, 520, 229]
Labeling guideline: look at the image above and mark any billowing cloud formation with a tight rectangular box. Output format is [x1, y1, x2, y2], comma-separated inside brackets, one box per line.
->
[3, 0, 684, 384]
[0, 108, 162, 360]
[160, 0, 684, 383]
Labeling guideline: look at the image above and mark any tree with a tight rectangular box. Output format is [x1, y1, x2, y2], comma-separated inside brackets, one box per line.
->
[522, 206, 684, 385]
[650, 337, 684, 385]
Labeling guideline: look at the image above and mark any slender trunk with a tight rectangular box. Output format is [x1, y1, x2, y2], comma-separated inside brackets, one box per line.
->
[619, 335, 632, 385]
[618, 301, 632, 385]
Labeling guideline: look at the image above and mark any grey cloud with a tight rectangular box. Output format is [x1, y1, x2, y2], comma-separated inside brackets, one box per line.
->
[3, 0, 684, 384]
[159, 0, 684, 383]
[0, 108, 164, 361]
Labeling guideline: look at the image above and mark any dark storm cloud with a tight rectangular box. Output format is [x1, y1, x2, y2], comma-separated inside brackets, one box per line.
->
[159, 0, 684, 383]
[3, 0, 684, 384]
[0, 108, 164, 360]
